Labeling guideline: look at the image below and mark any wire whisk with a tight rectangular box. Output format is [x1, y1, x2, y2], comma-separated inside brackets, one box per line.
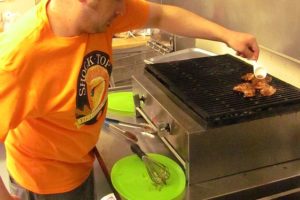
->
[131, 143, 170, 186]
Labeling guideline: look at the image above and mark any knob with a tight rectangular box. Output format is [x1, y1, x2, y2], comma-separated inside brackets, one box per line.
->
[133, 94, 146, 108]
[157, 122, 171, 137]
[139, 95, 146, 103]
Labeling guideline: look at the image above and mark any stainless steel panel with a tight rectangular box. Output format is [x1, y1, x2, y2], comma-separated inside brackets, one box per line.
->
[144, 48, 215, 64]
[189, 111, 300, 184]
[132, 75, 203, 161]
[189, 160, 300, 199]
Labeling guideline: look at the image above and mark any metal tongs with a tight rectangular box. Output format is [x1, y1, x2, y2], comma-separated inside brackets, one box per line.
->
[104, 121, 138, 143]
[105, 118, 157, 138]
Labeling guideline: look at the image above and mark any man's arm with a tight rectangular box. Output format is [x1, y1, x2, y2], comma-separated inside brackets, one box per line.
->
[146, 3, 259, 60]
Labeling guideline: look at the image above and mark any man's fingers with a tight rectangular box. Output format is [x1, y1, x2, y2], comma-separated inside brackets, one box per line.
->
[236, 43, 259, 60]
[249, 44, 260, 60]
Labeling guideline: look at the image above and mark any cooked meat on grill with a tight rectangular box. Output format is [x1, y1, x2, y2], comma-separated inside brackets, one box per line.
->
[233, 83, 256, 97]
[252, 79, 269, 89]
[234, 73, 276, 97]
[241, 73, 255, 81]
[251, 76, 272, 89]
[233, 83, 252, 92]
[260, 85, 277, 96]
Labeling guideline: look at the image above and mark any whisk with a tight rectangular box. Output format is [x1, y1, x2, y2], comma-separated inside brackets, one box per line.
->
[130, 143, 170, 186]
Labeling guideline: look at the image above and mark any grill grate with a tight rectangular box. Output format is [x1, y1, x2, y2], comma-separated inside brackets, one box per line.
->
[145, 54, 300, 127]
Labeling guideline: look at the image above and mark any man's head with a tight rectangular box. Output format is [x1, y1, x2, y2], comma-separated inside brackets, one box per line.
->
[47, 0, 125, 36]
[78, 0, 125, 33]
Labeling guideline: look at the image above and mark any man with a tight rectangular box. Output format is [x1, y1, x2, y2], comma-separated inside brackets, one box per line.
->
[0, 0, 259, 199]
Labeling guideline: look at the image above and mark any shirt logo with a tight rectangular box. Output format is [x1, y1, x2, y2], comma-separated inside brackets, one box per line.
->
[75, 51, 112, 127]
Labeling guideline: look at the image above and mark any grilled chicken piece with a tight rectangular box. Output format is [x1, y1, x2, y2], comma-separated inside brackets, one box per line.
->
[251, 76, 272, 89]
[233, 83, 256, 97]
[260, 85, 277, 96]
[252, 79, 268, 89]
[241, 73, 255, 81]
[234, 73, 276, 97]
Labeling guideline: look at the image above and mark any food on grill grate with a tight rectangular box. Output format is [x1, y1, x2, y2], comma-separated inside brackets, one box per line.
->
[146, 54, 300, 127]
[233, 83, 256, 97]
[234, 73, 276, 97]
[241, 73, 255, 81]
[260, 85, 277, 96]
[251, 76, 272, 89]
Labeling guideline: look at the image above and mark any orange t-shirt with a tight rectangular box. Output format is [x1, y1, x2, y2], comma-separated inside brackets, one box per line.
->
[0, 0, 149, 194]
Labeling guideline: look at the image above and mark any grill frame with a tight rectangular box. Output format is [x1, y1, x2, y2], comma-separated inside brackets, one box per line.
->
[133, 48, 300, 199]
[145, 54, 300, 127]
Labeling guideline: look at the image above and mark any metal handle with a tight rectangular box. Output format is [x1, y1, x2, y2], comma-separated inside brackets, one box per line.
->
[105, 118, 157, 138]
[105, 118, 153, 130]
[104, 122, 138, 143]
[130, 143, 146, 159]
[135, 107, 157, 131]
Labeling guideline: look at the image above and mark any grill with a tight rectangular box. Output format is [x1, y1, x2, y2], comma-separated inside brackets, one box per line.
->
[145, 54, 300, 127]
[132, 49, 300, 199]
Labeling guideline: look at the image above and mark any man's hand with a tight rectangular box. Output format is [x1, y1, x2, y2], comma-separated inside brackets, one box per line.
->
[224, 30, 259, 60]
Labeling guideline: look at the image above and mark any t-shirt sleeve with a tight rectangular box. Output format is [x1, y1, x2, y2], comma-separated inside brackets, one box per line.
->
[110, 0, 150, 34]
[0, 56, 37, 142]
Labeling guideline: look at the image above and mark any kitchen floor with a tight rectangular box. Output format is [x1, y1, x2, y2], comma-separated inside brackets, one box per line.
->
[0, 143, 113, 200]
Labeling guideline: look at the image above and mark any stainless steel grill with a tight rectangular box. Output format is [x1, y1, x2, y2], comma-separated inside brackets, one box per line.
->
[132, 48, 300, 199]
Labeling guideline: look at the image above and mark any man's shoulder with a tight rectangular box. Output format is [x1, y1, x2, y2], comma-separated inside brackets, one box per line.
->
[0, 12, 46, 70]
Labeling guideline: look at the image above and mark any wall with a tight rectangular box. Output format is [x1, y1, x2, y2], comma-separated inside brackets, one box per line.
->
[0, 0, 34, 31]
[0, 0, 34, 13]
[162, 0, 300, 61]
